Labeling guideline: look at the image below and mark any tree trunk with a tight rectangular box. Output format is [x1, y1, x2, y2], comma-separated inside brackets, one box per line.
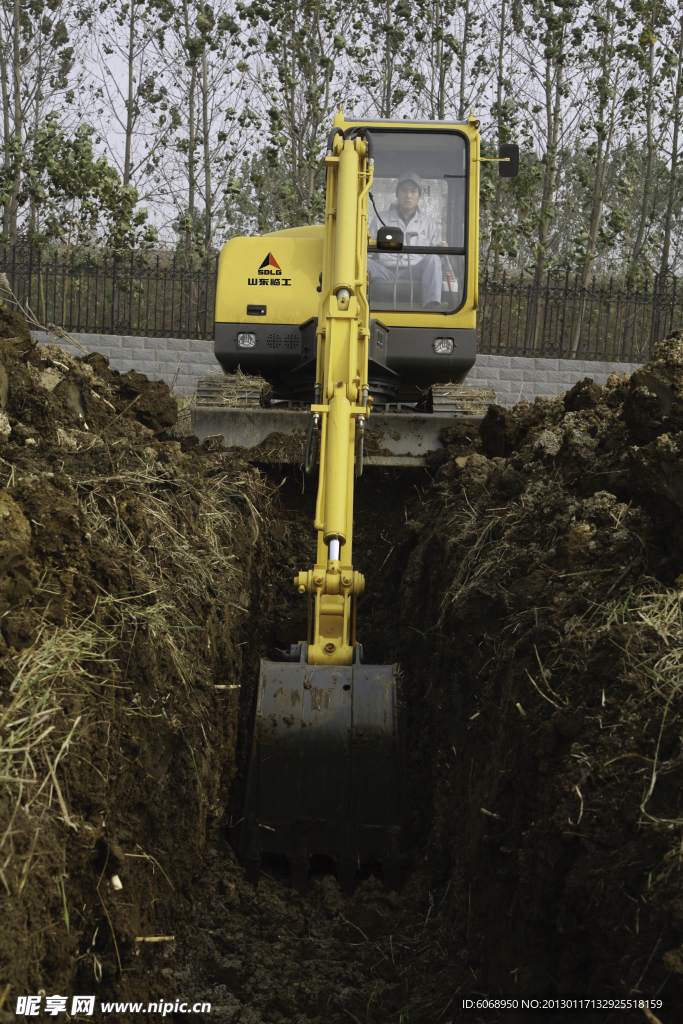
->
[383, 0, 393, 118]
[27, 37, 43, 240]
[491, 0, 507, 280]
[187, 66, 197, 257]
[570, 17, 620, 354]
[289, 13, 297, 194]
[531, 51, 564, 351]
[0, 15, 12, 240]
[629, 0, 660, 275]
[433, 0, 443, 119]
[458, 0, 470, 120]
[182, 0, 196, 259]
[9, 0, 22, 241]
[201, 40, 211, 249]
[123, 0, 136, 188]
[659, 16, 683, 278]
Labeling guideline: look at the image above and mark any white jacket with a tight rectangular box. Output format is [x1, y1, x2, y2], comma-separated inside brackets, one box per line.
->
[368, 202, 442, 269]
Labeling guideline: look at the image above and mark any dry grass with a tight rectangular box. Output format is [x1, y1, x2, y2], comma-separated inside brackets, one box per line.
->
[171, 392, 195, 438]
[584, 584, 683, 826]
[438, 498, 529, 618]
[1, 451, 265, 900]
[0, 616, 120, 894]
[79, 467, 260, 599]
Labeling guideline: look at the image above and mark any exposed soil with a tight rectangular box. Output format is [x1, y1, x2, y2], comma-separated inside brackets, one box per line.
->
[2, 304, 683, 1024]
[0, 309, 274, 1017]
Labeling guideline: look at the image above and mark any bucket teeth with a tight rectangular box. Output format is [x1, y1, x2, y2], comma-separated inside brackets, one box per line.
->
[243, 853, 399, 894]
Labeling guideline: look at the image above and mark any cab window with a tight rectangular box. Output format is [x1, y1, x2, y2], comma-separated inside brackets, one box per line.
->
[367, 129, 467, 314]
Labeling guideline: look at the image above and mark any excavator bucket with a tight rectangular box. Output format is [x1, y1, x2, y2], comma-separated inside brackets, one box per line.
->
[240, 644, 403, 892]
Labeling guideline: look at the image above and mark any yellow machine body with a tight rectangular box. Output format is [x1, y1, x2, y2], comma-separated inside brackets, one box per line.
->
[215, 228, 324, 329]
[215, 114, 481, 338]
[213, 111, 482, 405]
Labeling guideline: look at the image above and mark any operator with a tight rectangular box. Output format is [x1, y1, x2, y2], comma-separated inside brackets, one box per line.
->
[368, 171, 445, 310]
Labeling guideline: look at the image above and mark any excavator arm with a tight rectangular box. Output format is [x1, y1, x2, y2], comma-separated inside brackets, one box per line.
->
[240, 115, 404, 892]
[294, 118, 373, 665]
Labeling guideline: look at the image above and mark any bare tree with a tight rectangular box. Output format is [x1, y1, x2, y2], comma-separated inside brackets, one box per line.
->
[658, 14, 683, 278]
[86, 0, 172, 199]
[152, 0, 246, 249]
[411, 0, 488, 121]
[570, 1, 625, 352]
[514, 0, 583, 346]
[628, 0, 668, 276]
[9, 0, 21, 239]
[490, 0, 508, 278]
[0, 0, 88, 241]
[0, 9, 12, 239]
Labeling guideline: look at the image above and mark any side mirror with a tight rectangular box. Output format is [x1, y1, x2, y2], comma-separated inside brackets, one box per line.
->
[499, 143, 519, 178]
[377, 226, 403, 250]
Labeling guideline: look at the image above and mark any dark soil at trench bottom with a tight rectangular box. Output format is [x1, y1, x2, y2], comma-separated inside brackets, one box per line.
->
[4, 302, 683, 1024]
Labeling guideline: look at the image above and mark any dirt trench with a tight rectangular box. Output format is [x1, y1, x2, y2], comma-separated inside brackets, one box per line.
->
[3, 305, 683, 1024]
[168, 339, 683, 1024]
[142, 466, 466, 1024]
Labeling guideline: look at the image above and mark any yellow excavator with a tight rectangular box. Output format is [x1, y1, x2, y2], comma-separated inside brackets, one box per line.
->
[192, 109, 517, 891]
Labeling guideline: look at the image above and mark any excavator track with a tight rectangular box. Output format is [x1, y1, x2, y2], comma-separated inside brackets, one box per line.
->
[428, 383, 495, 415]
[192, 376, 495, 465]
[196, 372, 270, 408]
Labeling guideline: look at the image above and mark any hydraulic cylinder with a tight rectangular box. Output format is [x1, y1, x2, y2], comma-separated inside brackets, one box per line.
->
[332, 142, 360, 299]
[323, 387, 351, 545]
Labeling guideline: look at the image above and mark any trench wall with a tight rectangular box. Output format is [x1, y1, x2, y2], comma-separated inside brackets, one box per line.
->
[32, 331, 643, 402]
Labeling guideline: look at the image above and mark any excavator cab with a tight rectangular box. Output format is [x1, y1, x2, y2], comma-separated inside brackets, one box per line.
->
[366, 129, 467, 313]
[192, 114, 496, 463]
[196, 112, 516, 891]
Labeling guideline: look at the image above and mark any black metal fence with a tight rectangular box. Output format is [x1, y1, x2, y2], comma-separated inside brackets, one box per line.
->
[0, 245, 219, 340]
[478, 268, 682, 362]
[1, 245, 681, 361]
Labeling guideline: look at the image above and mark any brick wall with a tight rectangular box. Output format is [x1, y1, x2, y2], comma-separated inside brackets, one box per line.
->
[33, 331, 643, 405]
[469, 354, 643, 407]
[32, 331, 219, 396]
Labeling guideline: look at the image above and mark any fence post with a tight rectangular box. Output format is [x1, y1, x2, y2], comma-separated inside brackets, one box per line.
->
[110, 251, 116, 334]
[671, 274, 678, 337]
[27, 245, 34, 321]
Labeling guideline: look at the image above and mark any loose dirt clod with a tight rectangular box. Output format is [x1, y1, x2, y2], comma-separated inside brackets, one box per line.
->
[2, 301, 683, 1023]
